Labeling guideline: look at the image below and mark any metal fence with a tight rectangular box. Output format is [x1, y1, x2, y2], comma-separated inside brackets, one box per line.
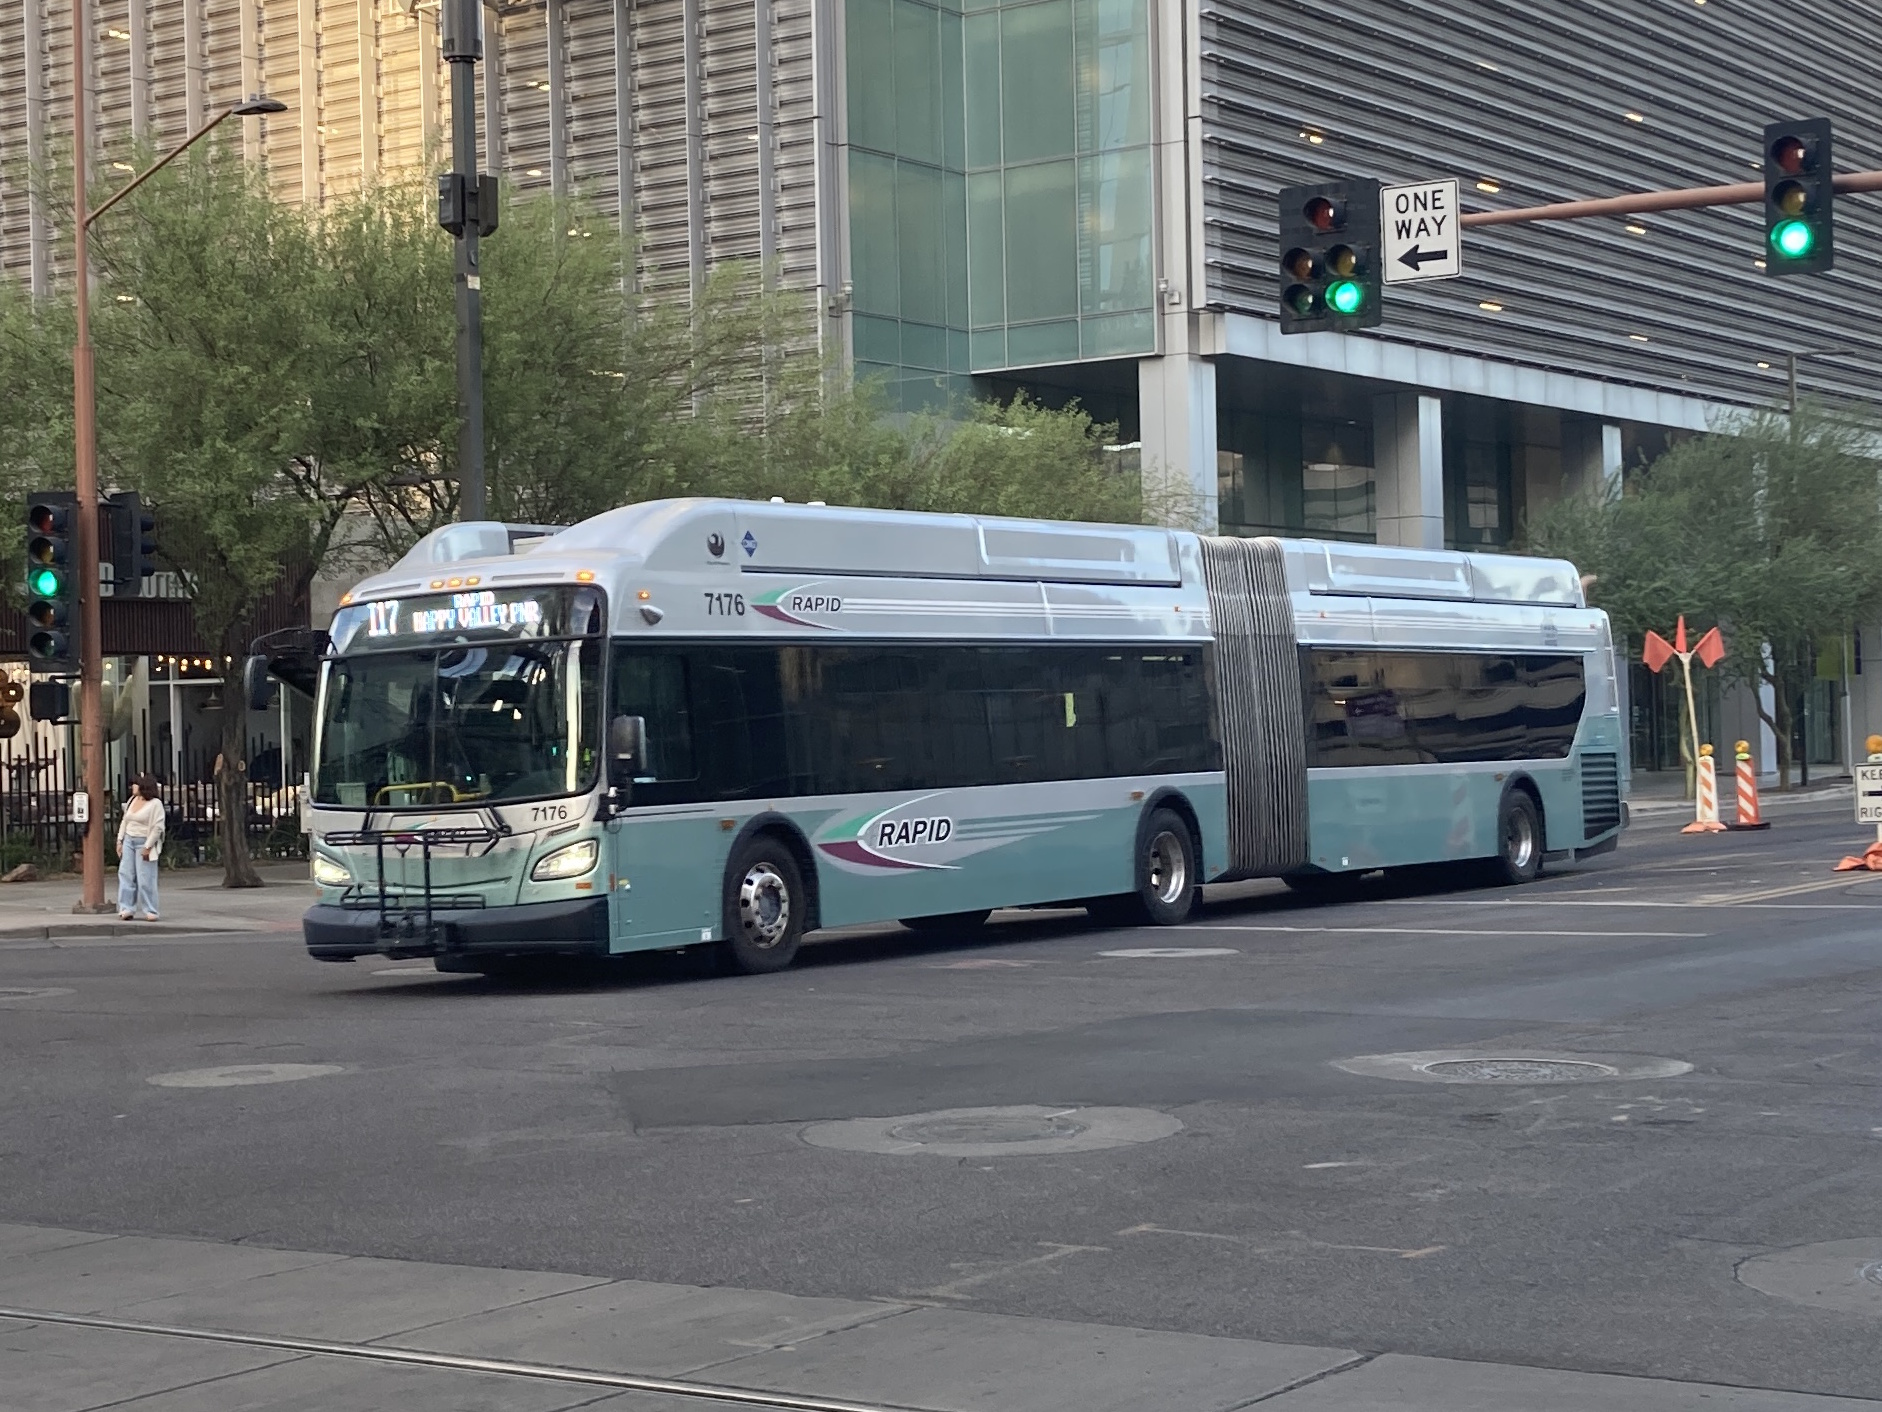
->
[0, 730, 307, 868]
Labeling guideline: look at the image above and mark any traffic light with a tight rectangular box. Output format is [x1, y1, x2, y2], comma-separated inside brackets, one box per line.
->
[0, 680, 21, 741]
[1277, 179, 1383, 335]
[107, 491, 157, 588]
[1763, 118, 1834, 276]
[24, 491, 78, 674]
[28, 681, 73, 724]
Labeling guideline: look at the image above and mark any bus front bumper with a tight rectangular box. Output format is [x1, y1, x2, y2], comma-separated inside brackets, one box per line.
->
[304, 896, 611, 962]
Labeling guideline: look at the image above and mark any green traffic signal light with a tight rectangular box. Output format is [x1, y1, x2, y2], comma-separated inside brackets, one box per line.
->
[1770, 218, 1816, 260]
[29, 567, 61, 599]
[1327, 279, 1365, 315]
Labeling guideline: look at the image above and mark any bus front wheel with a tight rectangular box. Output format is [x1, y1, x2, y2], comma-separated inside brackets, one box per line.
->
[1089, 808, 1198, 927]
[1486, 791, 1543, 886]
[721, 838, 806, 974]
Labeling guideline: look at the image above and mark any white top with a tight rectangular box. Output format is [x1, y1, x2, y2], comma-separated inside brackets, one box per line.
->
[117, 796, 166, 855]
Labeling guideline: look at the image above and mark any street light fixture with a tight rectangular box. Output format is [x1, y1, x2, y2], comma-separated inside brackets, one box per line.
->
[67, 4, 284, 913]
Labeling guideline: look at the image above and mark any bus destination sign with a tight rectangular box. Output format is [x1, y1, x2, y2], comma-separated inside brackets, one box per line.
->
[367, 589, 547, 640]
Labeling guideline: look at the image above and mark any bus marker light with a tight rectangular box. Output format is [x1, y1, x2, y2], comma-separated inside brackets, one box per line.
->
[429, 579, 445, 589]
[637, 588, 652, 600]
[1130, 790, 1145, 801]
[720, 819, 735, 830]
[576, 569, 596, 582]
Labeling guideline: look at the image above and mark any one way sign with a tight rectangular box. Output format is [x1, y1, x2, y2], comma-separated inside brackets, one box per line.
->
[1381, 178, 1463, 284]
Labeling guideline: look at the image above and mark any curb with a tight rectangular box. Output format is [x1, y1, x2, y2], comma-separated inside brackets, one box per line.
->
[0, 921, 265, 941]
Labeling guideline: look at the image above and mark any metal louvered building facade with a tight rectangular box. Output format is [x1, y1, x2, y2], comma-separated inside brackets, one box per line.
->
[0, 0, 832, 311]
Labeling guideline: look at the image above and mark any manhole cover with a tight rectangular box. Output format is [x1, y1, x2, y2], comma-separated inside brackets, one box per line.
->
[802, 1104, 1182, 1157]
[1332, 1050, 1692, 1085]
[147, 1063, 347, 1089]
[1739, 1240, 1882, 1315]
[1421, 1058, 1619, 1083]
[889, 1113, 1089, 1145]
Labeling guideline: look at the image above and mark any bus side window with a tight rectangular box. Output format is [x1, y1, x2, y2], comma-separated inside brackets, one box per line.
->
[611, 652, 697, 784]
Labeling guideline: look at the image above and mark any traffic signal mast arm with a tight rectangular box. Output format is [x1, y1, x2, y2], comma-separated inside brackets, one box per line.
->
[1458, 169, 1882, 227]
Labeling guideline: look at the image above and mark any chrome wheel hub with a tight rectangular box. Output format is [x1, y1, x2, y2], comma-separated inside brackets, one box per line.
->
[1505, 811, 1536, 870]
[737, 864, 791, 949]
[1146, 829, 1188, 905]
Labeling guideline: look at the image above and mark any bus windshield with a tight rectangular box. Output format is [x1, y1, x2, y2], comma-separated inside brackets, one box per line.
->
[314, 638, 602, 808]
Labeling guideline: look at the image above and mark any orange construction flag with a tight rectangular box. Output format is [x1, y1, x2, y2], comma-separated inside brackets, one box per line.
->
[1834, 840, 1882, 872]
[1695, 626, 1725, 669]
[1674, 615, 1689, 654]
[1642, 631, 1675, 673]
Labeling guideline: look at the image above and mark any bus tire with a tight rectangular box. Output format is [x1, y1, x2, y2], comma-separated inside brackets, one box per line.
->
[721, 838, 806, 974]
[1486, 789, 1543, 887]
[901, 910, 992, 932]
[1092, 807, 1198, 927]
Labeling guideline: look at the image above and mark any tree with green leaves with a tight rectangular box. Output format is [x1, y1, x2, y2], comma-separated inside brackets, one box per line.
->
[4, 149, 1163, 889]
[1525, 404, 1882, 787]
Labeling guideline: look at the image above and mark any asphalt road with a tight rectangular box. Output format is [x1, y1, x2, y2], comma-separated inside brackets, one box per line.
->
[2, 801, 1880, 1402]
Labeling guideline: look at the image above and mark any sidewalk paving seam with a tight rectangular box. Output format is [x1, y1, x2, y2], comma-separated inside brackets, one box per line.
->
[55, 1346, 316, 1412]
[0, 1305, 948, 1412]
[1221, 1351, 1376, 1409]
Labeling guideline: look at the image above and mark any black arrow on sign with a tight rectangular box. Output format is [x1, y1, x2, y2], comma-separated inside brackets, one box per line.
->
[1397, 244, 1451, 270]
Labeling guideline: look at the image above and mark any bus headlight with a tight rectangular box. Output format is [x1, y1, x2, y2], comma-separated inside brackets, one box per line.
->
[531, 839, 598, 881]
[311, 854, 351, 887]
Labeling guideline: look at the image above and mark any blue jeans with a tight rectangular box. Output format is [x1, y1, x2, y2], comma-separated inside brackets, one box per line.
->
[118, 835, 159, 917]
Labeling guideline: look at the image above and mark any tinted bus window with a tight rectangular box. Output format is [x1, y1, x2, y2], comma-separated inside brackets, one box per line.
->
[1305, 649, 1586, 766]
[609, 641, 1218, 803]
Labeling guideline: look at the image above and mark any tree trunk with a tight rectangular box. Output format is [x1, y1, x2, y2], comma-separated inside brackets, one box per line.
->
[1761, 666, 1797, 792]
[216, 633, 264, 889]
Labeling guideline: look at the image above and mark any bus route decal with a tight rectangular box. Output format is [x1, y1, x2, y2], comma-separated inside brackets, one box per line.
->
[751, 584, 844, 630]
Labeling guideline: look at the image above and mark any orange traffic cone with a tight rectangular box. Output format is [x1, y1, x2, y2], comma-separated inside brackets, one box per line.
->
[1727, 740, 1769, 830]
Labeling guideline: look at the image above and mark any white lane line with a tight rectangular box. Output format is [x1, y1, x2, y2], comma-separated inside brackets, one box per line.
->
[1180, 926, 1706, 939]
[1374, 898, 1881, 911]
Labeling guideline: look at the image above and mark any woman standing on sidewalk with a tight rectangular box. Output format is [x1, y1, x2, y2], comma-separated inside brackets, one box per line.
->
[117, 775, 166, 921]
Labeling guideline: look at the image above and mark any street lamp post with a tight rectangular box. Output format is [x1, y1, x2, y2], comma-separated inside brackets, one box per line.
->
[68, 0, 282, 912]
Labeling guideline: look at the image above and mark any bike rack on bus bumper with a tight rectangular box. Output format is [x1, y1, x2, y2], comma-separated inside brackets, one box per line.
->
[321, 825, 503, 956]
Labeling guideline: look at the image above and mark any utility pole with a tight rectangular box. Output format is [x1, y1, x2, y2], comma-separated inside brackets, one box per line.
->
[439, 0, 495, 521]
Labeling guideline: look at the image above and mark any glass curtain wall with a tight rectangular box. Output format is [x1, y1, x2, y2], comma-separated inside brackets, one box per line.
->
[847, 0, 1157, 406]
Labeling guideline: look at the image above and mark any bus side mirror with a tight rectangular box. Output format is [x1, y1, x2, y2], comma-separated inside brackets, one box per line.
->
[608, 714, 647, 786]
[243, 655, 277, 712]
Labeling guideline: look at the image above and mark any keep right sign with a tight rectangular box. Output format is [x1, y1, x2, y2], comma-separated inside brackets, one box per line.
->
[1856, 764, 1882, 823]
[1381, 178, 1463, 285]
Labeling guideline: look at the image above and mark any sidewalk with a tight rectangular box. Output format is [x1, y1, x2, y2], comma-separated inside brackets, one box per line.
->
[0, 862, 314, 939]
[0, 1222, 1870, 1412]
[1627, 773, 1853, 819]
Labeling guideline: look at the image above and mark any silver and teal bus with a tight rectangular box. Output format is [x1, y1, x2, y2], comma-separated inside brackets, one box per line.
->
[295, 498, 1625, 974]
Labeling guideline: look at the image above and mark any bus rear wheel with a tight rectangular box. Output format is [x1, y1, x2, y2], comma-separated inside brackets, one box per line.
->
[721, 838, 806, 974]
[901, 910, 992, 933]
[1089, 807, 1198, 927]
[1486, 790, 1543, 886]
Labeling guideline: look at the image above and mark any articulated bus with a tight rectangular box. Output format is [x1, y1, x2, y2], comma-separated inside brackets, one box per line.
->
[291, 498, 1626, 975]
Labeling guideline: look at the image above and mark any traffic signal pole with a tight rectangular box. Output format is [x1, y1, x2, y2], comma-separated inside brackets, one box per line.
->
[1458, 169, 1882, 229]
[69, 0, 111, 914]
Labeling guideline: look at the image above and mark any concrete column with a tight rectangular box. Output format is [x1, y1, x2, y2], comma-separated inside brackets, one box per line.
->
[547, 0, 569, 195]
[296, 0, 320, 204]
[357, 0, 377, 181]
[130, 0, 151, 138]
[184, 0, 205, 130]
[1138, 354, 1218, 533]
[1373, 392, 1444, 549]
[24, 0, 50, 296]
[1563, 417, 1624, 499]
